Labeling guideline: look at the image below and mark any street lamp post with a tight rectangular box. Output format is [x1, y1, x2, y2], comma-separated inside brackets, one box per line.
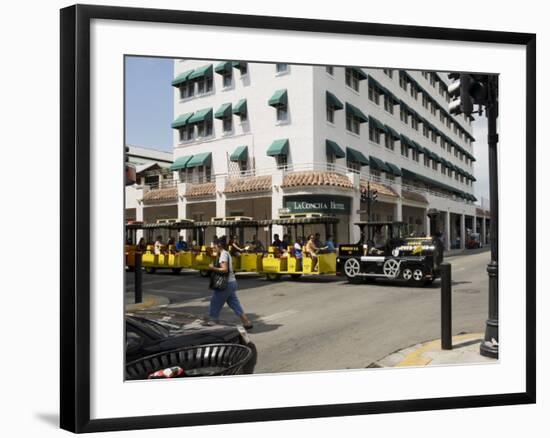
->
[480, 75, 499, 358]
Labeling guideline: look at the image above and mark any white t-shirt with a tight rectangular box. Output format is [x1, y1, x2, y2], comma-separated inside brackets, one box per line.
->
[219, 249, 236, 283]
[154, 241, 162, 255]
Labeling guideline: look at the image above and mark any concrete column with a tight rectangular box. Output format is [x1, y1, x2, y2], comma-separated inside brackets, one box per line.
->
[135, 186, 145, 241]
[460, 213, 466, 250]
[393, 198, 403, 222]
[215, 176, 227, 236]
[482, 217, 487, 246]
[473, 215, 478, 234]
[425, 209, 431, 237]
[271, 170, 284, 240]
[348, 172, 362, 243]
[445, 210, 451, 251]
[177, 182, 188, 240]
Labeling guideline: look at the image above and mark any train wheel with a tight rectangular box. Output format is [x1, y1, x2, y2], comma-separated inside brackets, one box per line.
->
[412, 268, 426, 287]
[344, 258, 362, 284]
[266, 273, 281, 281]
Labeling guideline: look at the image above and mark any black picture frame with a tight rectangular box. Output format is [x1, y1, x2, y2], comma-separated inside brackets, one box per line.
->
[60, 4, 536, 433]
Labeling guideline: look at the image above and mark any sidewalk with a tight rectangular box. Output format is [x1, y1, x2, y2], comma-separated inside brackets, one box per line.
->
[369, 333, 497, 368]
[125, 292, 169, 312]
[444, 246, 489, 258]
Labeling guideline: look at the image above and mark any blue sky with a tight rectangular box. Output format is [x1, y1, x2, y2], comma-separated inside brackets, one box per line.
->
[125, 56, 174, 152]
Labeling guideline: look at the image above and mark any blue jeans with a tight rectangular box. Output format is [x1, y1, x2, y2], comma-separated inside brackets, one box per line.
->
[209, 281, 244, 319]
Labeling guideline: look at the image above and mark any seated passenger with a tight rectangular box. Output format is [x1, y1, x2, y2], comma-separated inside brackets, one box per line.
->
[229, 235, 244, 256]
[248, 235, 265, 253]
[293, 237, 303, 268]
[175, 236, 188, 252]
[153, 235, 163, 255]
[324, 235, 336, 253]
[271, 234, 283, 250]
[305, 234, 320, 271]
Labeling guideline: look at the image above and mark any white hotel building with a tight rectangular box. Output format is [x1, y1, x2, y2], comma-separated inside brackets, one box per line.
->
[131, 60, 490, 250]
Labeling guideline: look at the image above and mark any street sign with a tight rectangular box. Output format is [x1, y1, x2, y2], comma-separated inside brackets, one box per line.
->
[278, 207, 291, 214]
[356, 209, 367, 214]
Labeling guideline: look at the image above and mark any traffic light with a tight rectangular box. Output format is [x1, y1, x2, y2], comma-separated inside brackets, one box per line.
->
[371, 189, 378, 202]
[360, 187, 368, 203]
[448, 73, 474, 116]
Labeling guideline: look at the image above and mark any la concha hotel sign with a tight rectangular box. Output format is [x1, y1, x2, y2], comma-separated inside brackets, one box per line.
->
[283, 195, 351, 215]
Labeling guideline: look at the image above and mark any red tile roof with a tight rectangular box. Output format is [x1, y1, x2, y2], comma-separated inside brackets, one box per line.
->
[282, 171, 353, 189]
[360, 180, 399, 198]
[142, 187, 178, 203]
[185, 182, 216, 198]
[401, 189, 428, 204]
[224, 175, 272, 194]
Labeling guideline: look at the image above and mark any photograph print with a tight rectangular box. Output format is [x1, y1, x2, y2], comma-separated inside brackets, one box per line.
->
[124, 56, 499, 381]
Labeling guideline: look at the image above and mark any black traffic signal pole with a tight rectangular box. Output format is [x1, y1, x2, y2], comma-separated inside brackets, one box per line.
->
[480, 75, 499, 359]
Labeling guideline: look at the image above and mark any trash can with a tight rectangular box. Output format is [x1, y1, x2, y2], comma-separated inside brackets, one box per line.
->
[126, 343, 253, 380]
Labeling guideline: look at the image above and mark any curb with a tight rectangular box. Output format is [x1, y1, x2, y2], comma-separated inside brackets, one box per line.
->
[125, 294, 170, 312]
[371, 332, 495, 368]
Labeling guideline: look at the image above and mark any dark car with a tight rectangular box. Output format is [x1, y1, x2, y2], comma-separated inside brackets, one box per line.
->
[337, 221, 443, 286]
[125, 310, 257, 377]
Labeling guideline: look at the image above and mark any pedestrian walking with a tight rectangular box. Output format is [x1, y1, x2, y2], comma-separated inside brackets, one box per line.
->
[208, 239, 253, 329]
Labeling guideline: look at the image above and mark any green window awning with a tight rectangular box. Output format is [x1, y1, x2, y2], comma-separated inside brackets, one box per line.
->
[412, 141, 423, 152]
[214, 103, 232, 119]
[186, 152, 212, 168]
[368, 116, 387, 132]
[188, 64, 213, 80]
[348, 67, 368, 80]
[326, 139, 345, 158]
[232, 61, 247, 71]
[171, 112, 194, 129]
[385, 125, 400, 140]
[188, 108, 213, 124]
[326, 91, 344, 110]
[215, 61, 232, 74]
[232, 98, 247, 116]
[267, 139, 289, 157]
[230, 145, 248, 162]
[369, 156, 391, 173]
[386, 162, 402, 177]
[171, 70, 194, 87]
[268, 89, 288, 107]
[345, 102, 368, 123]
[170, 155, 193, 171]
[346, 147, 369, 166]
[400, 134, 413, 148]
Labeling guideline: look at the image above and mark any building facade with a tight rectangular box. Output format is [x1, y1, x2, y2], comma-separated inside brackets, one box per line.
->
[132, 60, 491, 249]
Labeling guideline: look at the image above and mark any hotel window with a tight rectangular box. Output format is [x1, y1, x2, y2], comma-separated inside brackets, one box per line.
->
[446, 118, 451, 128]
[383, 69, 393, 78]
[439, 83, 445, 96]
[197, 165, 212, 183]
[346, 114, 361, 135]
[347, 160, 361, 172]
[276, 106, 288, 123]
[326, 106, 335, 123]
[422, 94, 429, 108]
[399, 72, 408, 90]
[238, 63, 248, 76]
[412, 149, 419, 162]
[459, 130, 463, 139]
[386, 173, 395, 182]
[400, 106, 408, 124]
[222, 117, 233, 133]
[401, 143, 409, 158]
[423, 126, 430, 138]
[221, 69, 233, 88]
[326, 152, 336, 165]
[431, 131, 438, 143]
[276, 63, 289, 74]
[410, 84, 418, 100]
[448, 168, 452, 177]
[326, 66, 334, 76]
[422, 72, 429, 79]
[459, 153, 464, 161]
[432, 160, 438, 170]
[431, 103, 437, 116]
[430, 73, 437, 87]
[440, 112, 445, 123]
[454, 125, 459, 134]
[385, 135, 395, 151]
[460, 175, 464, 183]
[178, 125, 194, 142]
[424, 155, 430, 167]
[144, 174, 159, 186]
[345, 68, 362, 92]
[448, 143, 452, 153]
[384, 95, 394, 114]
[196, 119, 213, 137]
[369, 125, 381, 144]
[370, 169, 381, 178]
[441, 165, 446, 175]
[179, 82, 194, 99]
[440, 138, 446, 149]
[276, 154, 288, 170]
[411, 116, 419, 131]
[196, 76, 213, 95]
[239, 160, 248, 174]
[368, 83, 381, 104]
[455, 172, 459, 181]
[454, 149, 458, 157]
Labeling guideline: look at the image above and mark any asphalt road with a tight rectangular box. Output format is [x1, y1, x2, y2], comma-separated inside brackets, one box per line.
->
[126, 249, 490, 374]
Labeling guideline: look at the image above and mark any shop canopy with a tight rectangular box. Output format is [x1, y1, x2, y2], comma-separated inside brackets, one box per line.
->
[232, 99, 247, 116]
[325, 139, 345, 158]
[326, 91, 344, 110]
[369, 156, 391, 173]
[268, 89, 288, 107]
[230, 145, 248, 162]
[266, 138, 289, 156]
[385, 162, 403, 177]
[188, 108, 213, 124]
[345, 102, 368, 123]
[170, 155, 193, 171]
[188, 64, 213, 80]
[171, 112, 194, 129]
[346, 147, 369, 166]
[214, 61, 232, 74]
[171, 70, 194, 87]
[186, 152, 212, 168]
[214, 103, 232, 119]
